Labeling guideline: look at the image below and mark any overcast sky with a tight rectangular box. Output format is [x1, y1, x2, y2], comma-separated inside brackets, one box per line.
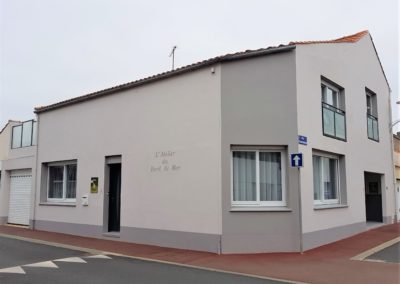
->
[0, 0, 399, 130]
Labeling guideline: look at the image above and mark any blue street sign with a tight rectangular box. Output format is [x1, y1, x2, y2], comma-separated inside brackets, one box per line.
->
[291, 153, 303, 168]
[298, 135, 308, 145]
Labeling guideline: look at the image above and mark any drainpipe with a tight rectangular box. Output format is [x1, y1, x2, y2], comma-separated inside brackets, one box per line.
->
[298, 167, 303, 253]
[32, 114, 40, 230]
[389, 89, 398, 222]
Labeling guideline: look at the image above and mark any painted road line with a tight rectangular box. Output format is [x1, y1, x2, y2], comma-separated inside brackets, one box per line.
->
[24, 261, 59, 268]
[363, 259, 386, 263]
[54, 257, 87, 263]
[351, 237, 400, 261]
[85, 254, 112, 259]
[0, 266, 26, 274]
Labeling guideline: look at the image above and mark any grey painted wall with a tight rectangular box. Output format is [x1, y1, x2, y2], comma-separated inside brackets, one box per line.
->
[220, 51, 301, 253]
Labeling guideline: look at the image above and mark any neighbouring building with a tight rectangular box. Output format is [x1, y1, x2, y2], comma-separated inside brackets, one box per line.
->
[21, 30, 396, 254]
[0, 120, 37, 226]
[393, 133, 400, 220]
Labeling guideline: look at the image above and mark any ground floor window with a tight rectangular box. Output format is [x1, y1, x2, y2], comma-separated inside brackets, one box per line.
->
[313, 154, 341, 205]
[232, 148, 286, 207]
[47, 162, 77, 202]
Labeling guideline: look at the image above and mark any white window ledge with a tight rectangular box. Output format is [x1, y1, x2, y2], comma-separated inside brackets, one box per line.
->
[39, 202, 76, 207]
[230, 207, 292, 212]
[314, 204, 348, 210]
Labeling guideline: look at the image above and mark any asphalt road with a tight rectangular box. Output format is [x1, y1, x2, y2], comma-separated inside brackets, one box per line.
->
[0, 236, 287, 284]
[366, 242, 400, 264]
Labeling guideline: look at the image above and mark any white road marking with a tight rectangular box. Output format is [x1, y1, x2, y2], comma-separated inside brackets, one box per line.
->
[24, 261, 59, 268]
[0, 266, 26, 274]
[85, 254, 111, 259]
[54, 257, 87, 263]
[351, 237, 400, 261]
[363, 259, 386, 263]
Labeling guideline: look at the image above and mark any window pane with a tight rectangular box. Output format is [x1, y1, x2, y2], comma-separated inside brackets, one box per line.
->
[22, 121, 33, 147]
[49, 166, 64, 199]
[32, 122, 37, 145]
[259, 152, 282, 201]
[366, 95, 372, 115]
[367, 117, 374, 139]
[12, 125, 22, 148]
[66, 164, 77, 199]
[323, 87, 338, 107]
[233, 151, 256, 201]
[323, 108, 335, 136]
[323, 158, 337, 200]
[321, 85, 327, 102]
[334, 112, 346, 139]
[313, 156, 321, 201]
[372, 119, 379, 141]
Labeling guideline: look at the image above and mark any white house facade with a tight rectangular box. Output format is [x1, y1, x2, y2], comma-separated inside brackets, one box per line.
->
[16, 31, 396, 254]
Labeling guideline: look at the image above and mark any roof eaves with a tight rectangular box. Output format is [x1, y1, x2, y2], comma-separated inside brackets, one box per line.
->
[367, 33, 391, 91]
[0, 120, 21, 134]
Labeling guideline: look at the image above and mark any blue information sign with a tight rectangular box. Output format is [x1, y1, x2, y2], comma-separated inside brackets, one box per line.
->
[298, 135, 308, 145]
[290, 153, 303, 168]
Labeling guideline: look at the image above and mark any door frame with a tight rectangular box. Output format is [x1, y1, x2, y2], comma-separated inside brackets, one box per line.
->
[103, 156, 122, 233]
[364, 171, 384, 223]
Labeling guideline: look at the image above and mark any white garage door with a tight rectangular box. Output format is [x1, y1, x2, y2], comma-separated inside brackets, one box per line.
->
[8, 170, 32, 225]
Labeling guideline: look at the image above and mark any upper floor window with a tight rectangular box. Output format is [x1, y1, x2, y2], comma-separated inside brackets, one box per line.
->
[11, 120, 37, 149]
[366, 89, 379, 142]
[321, 80, 346, 141]
[231, 147, 287, 207]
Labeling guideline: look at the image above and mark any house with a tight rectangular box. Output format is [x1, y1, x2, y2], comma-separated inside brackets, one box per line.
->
[29, 31, 395, 254]
[393, 133, 400, 220]
[0, 120, 37, 226]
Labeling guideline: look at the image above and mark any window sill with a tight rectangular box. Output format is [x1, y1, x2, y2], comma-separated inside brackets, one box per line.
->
[230, 207, 292, 212]
[39, 202, 76, 207]
[323, 133, 347, 142]
[314, 204, 348, 210]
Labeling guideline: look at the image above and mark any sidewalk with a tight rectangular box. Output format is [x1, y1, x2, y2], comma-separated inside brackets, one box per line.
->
[0, 223, 399, 284]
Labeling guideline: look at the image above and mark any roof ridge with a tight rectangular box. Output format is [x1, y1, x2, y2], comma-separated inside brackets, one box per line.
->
[290, 30, 369, 45]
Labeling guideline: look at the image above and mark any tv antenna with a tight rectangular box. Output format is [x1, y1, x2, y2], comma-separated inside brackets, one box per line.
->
[169, 46, 177, 70]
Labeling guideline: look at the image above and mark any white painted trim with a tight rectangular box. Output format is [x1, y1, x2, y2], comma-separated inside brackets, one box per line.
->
[312, 153, 341, 206]
[47, 162, 77, 203]
[231, 148, 287, 207]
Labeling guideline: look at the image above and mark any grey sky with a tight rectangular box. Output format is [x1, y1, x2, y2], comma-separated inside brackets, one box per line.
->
[0, 0, 398, 130]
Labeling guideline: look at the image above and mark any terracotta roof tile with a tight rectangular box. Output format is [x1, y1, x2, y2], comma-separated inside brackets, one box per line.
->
[290, 30, 369, 45]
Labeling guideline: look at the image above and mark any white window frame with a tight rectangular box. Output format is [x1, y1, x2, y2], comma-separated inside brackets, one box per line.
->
[231, 149, 287, 207]
[366, 93, 373, 115]
[321, 82, 341, 109]
[366, 89, 379, 142]
[11, 120, 36, 149]
[313, 153, 340, 205]
[47, 161, 77, 202]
